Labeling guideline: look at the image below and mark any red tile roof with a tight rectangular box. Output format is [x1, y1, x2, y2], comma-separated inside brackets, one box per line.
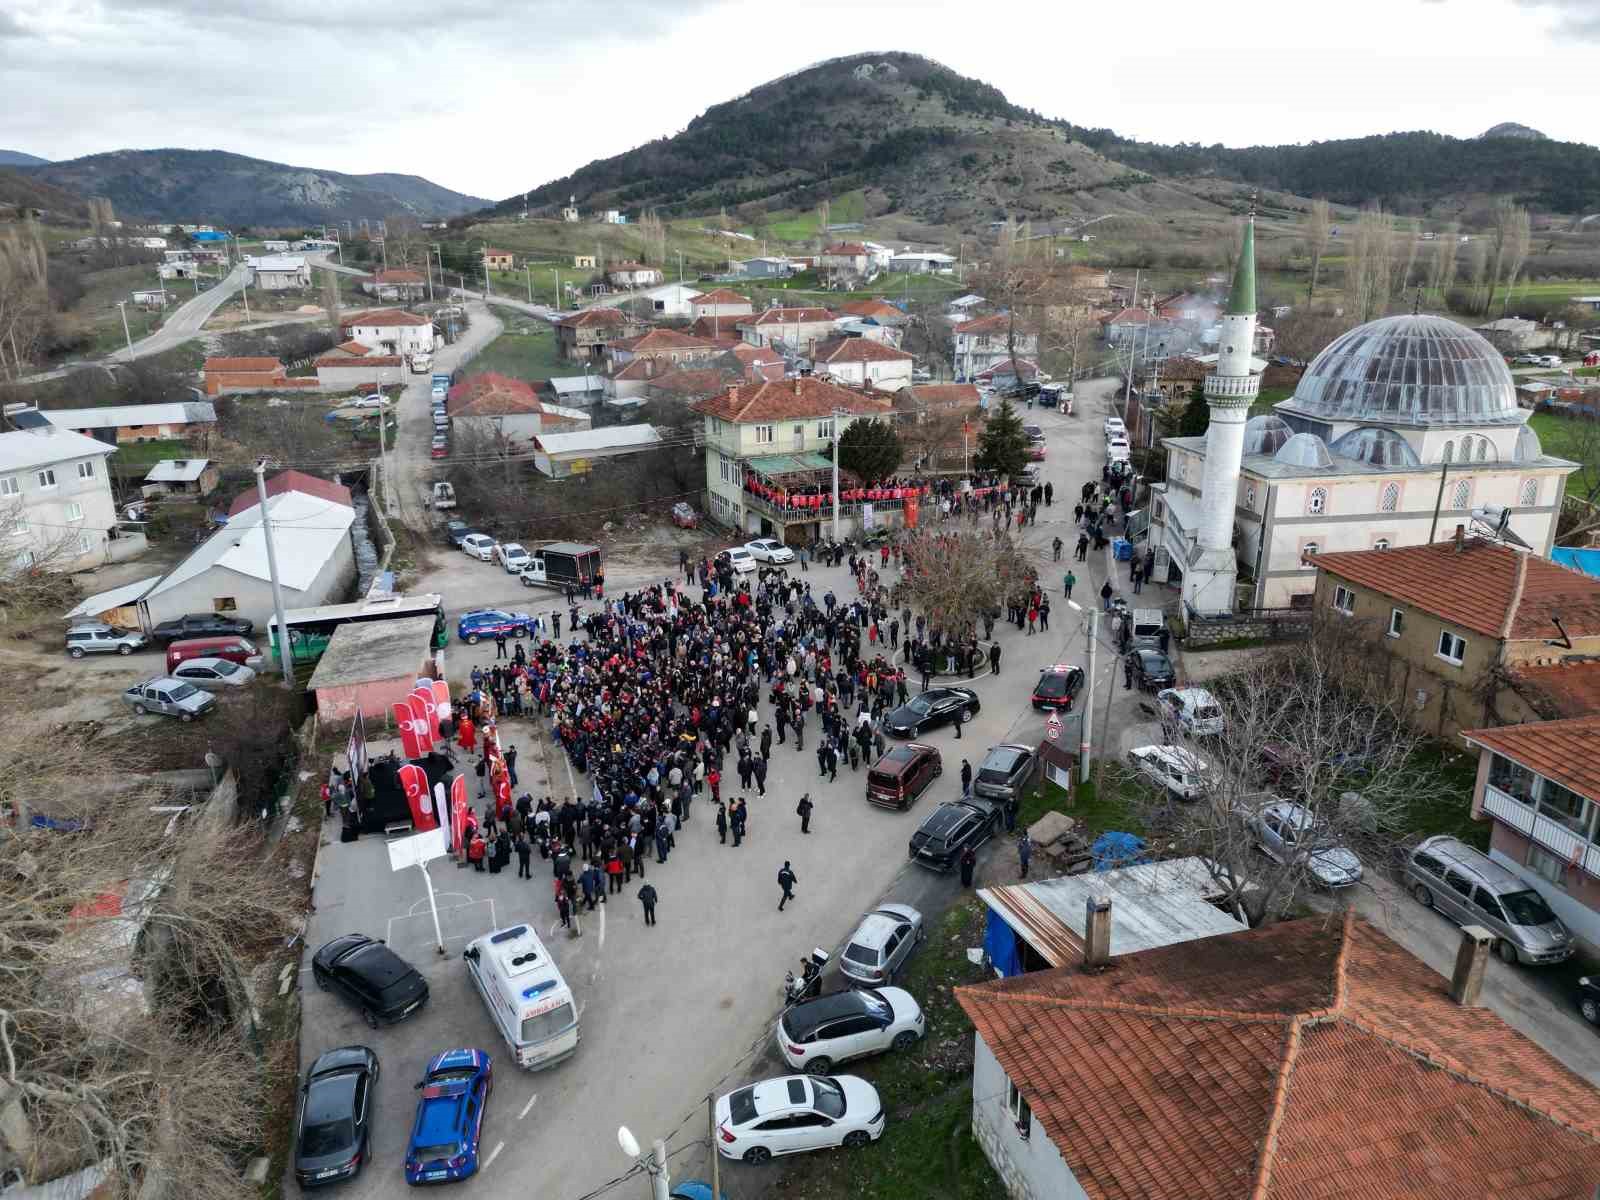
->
[1311, 538, 1600, 641]
[228, 469, 352, 517]
[902, 383, 981, 409]
[315, 354, 403, 368]
[954, 313, 1009, 334]
[334, 340, 370, 356]
[343, 308, 431, 328]
[1510, 660, 1600, 719]
[610, 329, 720, 353]
[740, 307, 835, 326]
[367, 269, 425, 284]
[974, 357, 1039, 381]
[692, 377, 892, 423]
[686, 317, 744, 341]
[557, 308, 629, 328]
[646, 367, 737, 398]
[446, 373, 542, 416]
[203, 356, 282, 374]
[838, 299, 905, 321]
[483, 248, 512, 258]
[693, 288, 751, 307]
[956, 914, 1600, 1200]
[727, 343, 783, 365]
[1102, 306, 1153, 325]
[813, 337, 913, 364]
[1463, 714, 1600, 800]
[822, 242, 870, 256]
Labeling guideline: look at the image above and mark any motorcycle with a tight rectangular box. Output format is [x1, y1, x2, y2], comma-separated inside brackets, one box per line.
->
[782, 948, 830, 1005]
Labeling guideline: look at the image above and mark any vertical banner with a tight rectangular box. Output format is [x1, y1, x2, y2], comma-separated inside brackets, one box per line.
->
[411, 685, 439, 745]
[345, 709, 369, 779]
[431, 781, 449, 835]
[396, 763, 437, 831]
[431, 679, 452, 724]
[392, 701, 423, 759]
[449, 774, 469, 853]
[406, 692, 433, 753]
[903, 494, 919, 529]
[861, 502, 875, 530]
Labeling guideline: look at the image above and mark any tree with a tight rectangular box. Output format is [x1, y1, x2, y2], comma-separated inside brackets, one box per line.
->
[835, 417, 903, 483]
[1304, 198, 1331, 301]
[384, 212, 422, 269]
[1427, 221, 1459, 298]
[320, 267, 342, 334]
[1274, 307, 1355, 362]
[1176, 381, 1209, 437]
[974, 397, 1028, 478]
[896, 528, 1036, 640]
[1347, 204, 1396, 323]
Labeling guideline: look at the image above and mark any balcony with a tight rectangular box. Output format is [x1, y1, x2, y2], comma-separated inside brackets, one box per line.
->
[1482, 784, 1600, 879]
[1203, 374, 1262, 405]
[741, 488, 907, 524]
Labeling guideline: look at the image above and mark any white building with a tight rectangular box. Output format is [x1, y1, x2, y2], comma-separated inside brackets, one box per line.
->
[532, 425, 662, 479]
[341, 309, 436, 356]
[0, 427, 119, 573]
[890, 251, 957, 274]
[630, 282, 702, 319]
[811, 337, 914, 391]
[952, 314, 1035, 381]
[248, 255, 311, 291]
[735, 256, 795, 279]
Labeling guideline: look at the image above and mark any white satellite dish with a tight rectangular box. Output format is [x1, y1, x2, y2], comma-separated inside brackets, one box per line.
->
[1470, 504, 1532, 551]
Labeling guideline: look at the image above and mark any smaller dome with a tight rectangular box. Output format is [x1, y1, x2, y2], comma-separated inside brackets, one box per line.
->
[1275, 432, 1334, 469]
[1515, 425, 1544, 462]
[1242, 414, 1293, 456]
[1329, 426, 1422, 469]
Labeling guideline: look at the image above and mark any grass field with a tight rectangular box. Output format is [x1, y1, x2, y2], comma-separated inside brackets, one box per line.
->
[470, 320, 568, 380]
[1528, 410, 1595, 464]
[69, 263, 170, 355]
[764, 190, 868, 241]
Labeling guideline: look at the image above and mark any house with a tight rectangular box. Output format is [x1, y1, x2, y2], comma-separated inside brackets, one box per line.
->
[314, 343, 405, 389]
[894, 383, 984, 468]
[889, 251, 956, 274]
[860, 241, 894, 271]
[1154, 291, 1219, 324]
[573, 254, 596, 269]
[39, 402, 218, 445]
[956, 912, 1600, 1200]
[361, 269, 427, 301]
[946, 294, 985, 317]
[1139, 355, 1212, 405]
[261, 239, 290, 253]
[142, 458, 219, 498]
[691, 288, 754, 322]
[202, 356, 288, 396]
[1478, 316, 1544, 353]
[643, 366, 741, 406]
[831, 316, 902, 347]
[691, 377, 895, 540]
[1100, 305, 1154, 346]
[1308, 535, 1600, 739]
[605, 261, 662, 289]
[482, 248, 514, 272]
[249, 255, 310, 290]
[627, 282, 702, 319]
[735, 256, 794, 279]
[736, 307, 836, 355]
[602, 210, 627, 225]
[554, 308, 645, 362]
[341, 309, 436, 356]
[811, 337, 914, 392]
[973, 358, 1042, 390]
[309, 614, 440, 721]
[227, 469, 352, 518]
[0, 427, 119, 573]
[561, 201, 581, 223]
[836, 298, 908, 327]
[608, 328, 723, 371]
[952, 314, 1036, 380]
[817, 242, 872, 286]
[532, 425, 662, 479]
[447, 373, 589, 445]
[723, 343, 785, 382]
[131, 288, 169, 309]
[142, 483, 356, 633]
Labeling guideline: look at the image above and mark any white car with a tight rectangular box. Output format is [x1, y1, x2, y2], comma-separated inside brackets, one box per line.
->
[1127, 744, 1209, 801]
[1106, 436, 1131, 462]
[714, 1074, 885, 1165]
[348, 394, 388, 410]
[170, 657, 257, 689]
[776, 987, 923, 1074]
[745, 538, 794, 565]
[723, 547, 757, 574]
[1246, 799, 1364, 888]
[1155, 687, 1226, 737]
[1104, 417, 1126, 438]
[496, 542, 531, 573]
[461, 533, 496, 561]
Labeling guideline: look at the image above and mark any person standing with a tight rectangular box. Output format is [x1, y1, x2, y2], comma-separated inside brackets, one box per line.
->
[988, 641, 1002, 675]
[1100, 579, 1114, 612]
[494, 631, 508, 660]
[777, 860, 798, 911]
[556, 885, 571, 929]
[1124, 654, 1135, 690]
[715, 801, 728, 845]
[731, 800, 745, 847]
[959, 844, 977, 888]
[796, 792, 814, 834]
[606, 848, 624, 893]
[752, 754, 768, 797]
[760, 725, 773, 762]
[638, 882, 658, 927]
[960, 758, 973, 797]
[1018, 831, 1033, 879]
[515, 833, 532, 879]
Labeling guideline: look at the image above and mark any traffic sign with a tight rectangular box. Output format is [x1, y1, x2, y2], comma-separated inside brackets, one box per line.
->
[1045, 713, 1062, 741]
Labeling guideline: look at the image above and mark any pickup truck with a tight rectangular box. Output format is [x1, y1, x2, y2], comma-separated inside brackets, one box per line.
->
[123, 677, 217, 721]
[519, 542, 602, 590]
[151, 612, 255, 644]
[429, 481, 456, 509]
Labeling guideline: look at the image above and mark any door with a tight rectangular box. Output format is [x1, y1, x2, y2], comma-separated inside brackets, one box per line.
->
[786, 1112, 835, 1151]
[881, 929, 905, 977]
[828, 1015, 882, 1062]
[890, 924, 914, 974]
[1441, 868, 1476, 923]
[753, 1116, 804, 1155]
[1472, 886, 1510, 940]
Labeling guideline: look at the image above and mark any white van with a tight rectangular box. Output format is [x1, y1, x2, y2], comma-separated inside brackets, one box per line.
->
[462, 924, 579, 1070]
[1106, 436, 1131, 463]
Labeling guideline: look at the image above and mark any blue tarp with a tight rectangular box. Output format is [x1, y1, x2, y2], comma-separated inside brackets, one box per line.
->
[1092, 831, 1148, 871]
[1552, 547, 1600, 581]
[984, 907, 1022, 977]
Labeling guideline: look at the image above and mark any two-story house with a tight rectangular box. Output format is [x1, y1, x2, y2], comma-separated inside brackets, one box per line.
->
[554, 308, 646, 362]
[810, 337, 914, 392]
[602, 329, 723, 399]
[952, 314, 1036, 381]
[341, 309, 436, 356]
[604, 261, 662, 289]
[482, 248, 514, 272]
[735, 307, 837, 356]
[692, 377, 894, 541]
[361, 269, 428, 301]
[690, 288, 754, 323]
[0, 427, 119, 573]
[817, 242, 872, 287]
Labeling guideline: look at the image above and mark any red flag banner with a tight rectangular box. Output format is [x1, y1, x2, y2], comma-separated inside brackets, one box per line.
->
[392, 701, 423, 759]
[411, 685, 438, 745]
[904, 494, 919, 529]
[406, 693, 432, 752]
[449, 774, 469, 852]
[396, 763, 437, 830]
[431, 679, 452, 724]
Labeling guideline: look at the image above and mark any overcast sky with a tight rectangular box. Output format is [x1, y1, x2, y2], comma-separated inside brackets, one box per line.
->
[2, 0, 1595, 202]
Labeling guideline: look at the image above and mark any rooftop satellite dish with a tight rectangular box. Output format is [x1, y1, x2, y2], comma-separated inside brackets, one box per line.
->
[1469, 504, 1532, 550]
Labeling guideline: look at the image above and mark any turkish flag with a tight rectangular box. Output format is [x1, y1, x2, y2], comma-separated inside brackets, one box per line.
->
[411, 686, 438, 745]
[397, 763, 437, 831]
[449, 774, 469, 852]
[406, 693, 432, 752]
[492, 765, 512, 819]
[392, 701, 423, 759]
[431, 679, 452, 724]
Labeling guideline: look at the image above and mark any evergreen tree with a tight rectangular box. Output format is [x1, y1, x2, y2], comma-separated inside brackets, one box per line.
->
[1178, 382, 1210, 438]
[975, 398, 1029, 478]
[835, 418, 904, 483]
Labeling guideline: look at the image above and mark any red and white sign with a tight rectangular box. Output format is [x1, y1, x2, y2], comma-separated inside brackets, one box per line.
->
[396, 763, 437, 831]
[449, 774, 469, 852]
[392, 700, 425, 759]
[430, 679, 452, 724]
[1045, 713, 1062, 742]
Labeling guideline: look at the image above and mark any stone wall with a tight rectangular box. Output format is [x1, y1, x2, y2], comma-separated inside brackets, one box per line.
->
[1183, 610, 1311, 647]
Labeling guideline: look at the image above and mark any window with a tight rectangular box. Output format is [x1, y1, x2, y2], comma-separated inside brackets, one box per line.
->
[1459, 436, 1474, 462]
[1005, 1078, 1032, 1139]
[66, 502, 83, 522]
[1537, 777, 1591, 837]
[1372, 537, 1390, 551]
[816, 419, 834, 439]
[1307, 487, 1327, 515]
[1333, 585, 1355, 615]
[0, 476, 16, 498]
[1437, 629, 1467, 666]
[717, 453, 735, 485]
[1380, 482, 1399, 512]
[1244, 483, 1256, 507]
[1488, 754, 1536, 806]
[35, 469, 56, 490]
[13, 549, 34, 569]
[1387, 608, 1404, 639]
[213, 596, 237, 612]
[77, 534, 91, 555]
[76, 460, 95, 480]
[754, 424, 774, 445]
[1476, 439, 1489, 462]
[1301, 541, 1319, 563]
[1450, 479, 1471, 510]
[1441, 441, 1454, 464]
[1519, 478, 1539, 507]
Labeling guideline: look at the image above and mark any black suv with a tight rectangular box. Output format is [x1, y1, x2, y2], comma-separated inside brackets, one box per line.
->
[151, 612, 254, 643]
[1128, 648, 1176, 691]
[909, 799, 1001, 871]
[311, 934, 430, 1028]
[972, 743, 1038, 805]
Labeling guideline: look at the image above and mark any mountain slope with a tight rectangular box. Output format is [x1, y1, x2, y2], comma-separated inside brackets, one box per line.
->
[0, 167, 87, 217]
[24, 149, 487, 227]
[0, 150, 50, 167]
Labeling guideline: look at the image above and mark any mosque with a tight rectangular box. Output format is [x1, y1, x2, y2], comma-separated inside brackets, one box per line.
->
[1146, 214, 1578, 616]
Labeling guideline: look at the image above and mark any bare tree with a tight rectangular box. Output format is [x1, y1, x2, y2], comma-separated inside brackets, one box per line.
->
[895, 527, 1037, 642]
[1304, 198, 1331, 301]
[1347, 205, 1396, 323]
[0, 221, 49, 372]
[1498, 205, 1532, 316]
[1273, 307, 1355, 363]
[384, 212, 422, 269]
[1427, 221, 1460, 298]
[1464, 237, 1490, 311]
[320, 267, 342, 334]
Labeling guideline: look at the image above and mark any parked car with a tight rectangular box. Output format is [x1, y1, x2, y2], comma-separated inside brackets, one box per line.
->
[496, 542, 531, 574]
[714, 1074, 885, 1165]
[717, 547, 757, 574]
[908, 798, 1001, 871]
[404, 1048, 492, 1185]
[1104, 417, 1126, 439]
[311, 933, 431, 1026]
[150, 612, 254, 643]
[444, 520, 477, 548]
[456, 609, 533, 644]
[1155, 687, 1226, 737]
[460, 533, 496, 561]
[1126, 744, 1209, 800]
[1023, 424, 1045, 444]
[293, 1046, 378, 1189]
[1031, 663, 1084, 711]
[1538, 354, 1564, 369]
[348, 394, 388, 410]
[838, 904, 924, 986]
[776, 987, 924, 1074]
[972, 743, 1039, 805]
[671, 502, 699, 529]
[166, 635, 260, 674]
[745, 538, 795, 565]
[882, 686, 980, 738]
[65, 623, 149, 658]
[431, 437, 448, 460]
[1245, 799, 1363, 888]
[121, 677, 217, 721]
[1127, 648, 1176, 691]
[170, 657, 257, 689]
[1025, 443, 1047, 461]
[865, 743, 942, 811]
[1577, 976, 1600, 1025]
[1404, 835, 1574, 965]
[1513, 353, 1543, 366]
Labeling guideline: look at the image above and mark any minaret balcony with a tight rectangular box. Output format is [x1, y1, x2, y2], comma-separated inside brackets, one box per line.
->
[1204, 373, 1261, 406]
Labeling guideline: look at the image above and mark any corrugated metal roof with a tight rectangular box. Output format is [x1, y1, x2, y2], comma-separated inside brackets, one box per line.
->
[535, 426, 660, 456]
[0, 428, 116, 473]
[150, 491, 353, 598]
[64, 575, 162, 619]
[42, 402, 216, 429]
[144, 458, 210, 482]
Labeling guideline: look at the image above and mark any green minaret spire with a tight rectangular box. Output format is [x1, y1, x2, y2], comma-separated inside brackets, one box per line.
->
[1226, 207, 1256, 317]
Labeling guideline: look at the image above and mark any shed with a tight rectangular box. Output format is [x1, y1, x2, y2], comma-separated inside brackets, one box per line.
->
[142, 458, 218, 497]
[532, 425, 661, 478]
[64, 575, 162, 630]
[308, 615, 439, 721]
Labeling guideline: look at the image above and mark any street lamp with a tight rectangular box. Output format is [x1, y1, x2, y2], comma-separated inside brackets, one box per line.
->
[1066, 599, 1099, 783]
[615, 1126, 669, 1200]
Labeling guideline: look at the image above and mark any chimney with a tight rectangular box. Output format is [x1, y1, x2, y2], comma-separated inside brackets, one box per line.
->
[1454, 524, 1465, 553]
[793, 376, 802, 394]
[1083, 897, 1112, 968]
[1448, 924, 1493, 1006]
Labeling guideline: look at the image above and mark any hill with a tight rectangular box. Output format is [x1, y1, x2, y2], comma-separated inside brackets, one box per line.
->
[0, 167, 87, 218]
[0, 150, 49, 167]
[500, 53, 1600, 226]
[1480, 123, 1547, 140]
[21, 149, 487, 227]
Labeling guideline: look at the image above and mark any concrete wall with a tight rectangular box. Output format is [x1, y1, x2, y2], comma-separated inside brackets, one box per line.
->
[971, 1035, 1088, 1200]
[6, 447, 117, 573]
[455, 413, 543, 444]
[318, 362, 405, 390]
[316, 671, 427, 722]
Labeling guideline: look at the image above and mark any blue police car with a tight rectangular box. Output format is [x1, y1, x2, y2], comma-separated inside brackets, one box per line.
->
[404, 1048, 492, 1185]
[456, 609, 534, 644]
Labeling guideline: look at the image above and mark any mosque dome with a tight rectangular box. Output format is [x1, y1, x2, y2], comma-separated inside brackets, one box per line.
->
[1242, 414, 1294, 456]
[1328, 426, 1422, 469]
[1275, 432, 1334, 469]
[1283, 314, 1521, 427]
[1515, 424, 1544, 462]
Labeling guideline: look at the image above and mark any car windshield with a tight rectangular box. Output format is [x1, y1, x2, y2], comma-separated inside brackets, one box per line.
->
[811, 1076, 846, 1119]
[1195, 704, 1221, 720]
[1144, 653, 1173, 673]
[904, 697, 932, 715]
[520, 1001, 575, 1044]
[1501, 889, 1558, 926]
[168, 683, 200, 701]
[858, 990, 890, 1021]
[412, 1141, 459, 1163]
[1036, 674, 1069, 696]
[301, 1118, 353, 1157]
[842, 941, 879, 965]
[728, 1086, 757, 1125]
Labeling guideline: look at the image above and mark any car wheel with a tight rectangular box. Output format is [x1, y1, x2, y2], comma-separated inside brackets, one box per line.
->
[1412, 883, 1433, 909]
[892, 1030, 919, 1052]
[933, 763, 943, 777]
[117, 644, 132, 655]
[1582, 997, 1600, 1025]
[362, 1007, 380, 1029]
[180, 712, 195, 723]
[842, 1131, 871, 1149]
[69, 646, 86, 659]
[313, 970, 328, 991]
[133, 703, 148, 716]
[960, 708, 973, 724]
[804, 1056, 833, 1075]
[466, 634, 481, 645]
[514, 626, 528, 638]
[743, 1147, 771, 1166]
[1495, 939, 1520, 966]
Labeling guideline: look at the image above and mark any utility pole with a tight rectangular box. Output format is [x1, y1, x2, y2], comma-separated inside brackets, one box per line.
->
[707, 1096, 721, 1200]
[1121, 268, 1140, 418]
[427, 243, 438, 303]
[255, 459, 296, 687]
[831, 408, 845, 542]
[677, 250, 684, 285]
[1073, 602, 1099, 783]
[115, 301, 133, 357]
[240, 267, 250, 323]
[554, 270, 561, 309]
[525, 264, 533, 304]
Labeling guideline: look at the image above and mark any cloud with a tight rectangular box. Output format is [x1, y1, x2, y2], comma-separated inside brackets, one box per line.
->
[1515, 0, 1600, 39]
[0, 9, 35, 37]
